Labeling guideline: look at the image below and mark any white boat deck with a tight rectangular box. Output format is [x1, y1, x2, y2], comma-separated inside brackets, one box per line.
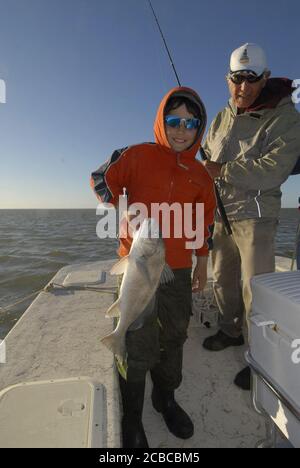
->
[0, 256, 295, 448]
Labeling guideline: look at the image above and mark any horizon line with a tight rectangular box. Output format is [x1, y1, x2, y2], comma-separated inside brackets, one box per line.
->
[0, 207, 98, 210]
[0, 206, 298, 210]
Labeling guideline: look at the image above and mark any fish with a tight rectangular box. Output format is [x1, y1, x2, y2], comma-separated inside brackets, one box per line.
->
[101, 218, 174, 362]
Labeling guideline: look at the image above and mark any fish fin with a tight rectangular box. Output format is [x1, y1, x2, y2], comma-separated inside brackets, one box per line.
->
[160, 264, 175, 284]
[105, 299, 121, 318]
[101, 332, 126, 362]
[110, 256, 129, 276]
[135, 258, 151, 284]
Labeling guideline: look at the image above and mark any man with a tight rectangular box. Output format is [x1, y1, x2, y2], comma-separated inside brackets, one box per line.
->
[202, 43, 300, 390]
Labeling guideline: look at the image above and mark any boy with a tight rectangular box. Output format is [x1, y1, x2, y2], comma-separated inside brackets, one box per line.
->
[91, 87, 216, 447]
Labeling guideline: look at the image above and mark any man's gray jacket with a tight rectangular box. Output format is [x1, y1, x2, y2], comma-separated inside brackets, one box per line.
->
[203, 78, 300, 220]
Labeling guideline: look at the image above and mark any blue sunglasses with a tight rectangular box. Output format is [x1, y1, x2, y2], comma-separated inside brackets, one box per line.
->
[165, 115, 201, 130]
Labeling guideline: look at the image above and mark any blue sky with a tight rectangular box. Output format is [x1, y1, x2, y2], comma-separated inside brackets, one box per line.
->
[0, 0, 299, 209]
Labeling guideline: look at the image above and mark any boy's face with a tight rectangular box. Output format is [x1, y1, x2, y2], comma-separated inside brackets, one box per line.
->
[165, 104, 198, 152]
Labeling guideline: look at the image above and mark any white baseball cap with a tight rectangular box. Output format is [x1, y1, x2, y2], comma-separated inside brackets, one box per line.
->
[230, 43, 268, 76]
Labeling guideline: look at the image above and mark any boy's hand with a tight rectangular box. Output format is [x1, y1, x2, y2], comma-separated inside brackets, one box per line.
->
[192, 256, 208, 292]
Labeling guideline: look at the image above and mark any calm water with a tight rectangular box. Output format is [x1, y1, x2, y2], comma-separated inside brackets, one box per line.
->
[0, 208, 299, 339]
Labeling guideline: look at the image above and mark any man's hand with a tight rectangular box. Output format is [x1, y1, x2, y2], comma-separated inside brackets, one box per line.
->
[202, 160, 223, 179]
[192, 256, 208, 292]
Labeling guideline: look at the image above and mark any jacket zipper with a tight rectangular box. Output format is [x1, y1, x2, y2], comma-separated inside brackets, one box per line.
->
[168, 179, 174, 202]
[168, 153, 180, 202]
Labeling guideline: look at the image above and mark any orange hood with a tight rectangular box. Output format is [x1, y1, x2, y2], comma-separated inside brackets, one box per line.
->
[153, 86, 207, 159]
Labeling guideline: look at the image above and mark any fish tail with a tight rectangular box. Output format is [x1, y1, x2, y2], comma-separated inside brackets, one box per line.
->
[101, 331, 126, 362]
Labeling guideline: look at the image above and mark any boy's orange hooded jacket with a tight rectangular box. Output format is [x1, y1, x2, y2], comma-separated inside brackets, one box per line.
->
[91, 87, 216, 269]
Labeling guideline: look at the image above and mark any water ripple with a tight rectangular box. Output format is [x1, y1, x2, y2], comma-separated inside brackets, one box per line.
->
[0, 208, 298, 338]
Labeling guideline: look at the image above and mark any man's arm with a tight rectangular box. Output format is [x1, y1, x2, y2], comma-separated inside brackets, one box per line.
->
[221, 119, 300, 191]
[202, 126, 213, 161]
[201, 112, 225, 178]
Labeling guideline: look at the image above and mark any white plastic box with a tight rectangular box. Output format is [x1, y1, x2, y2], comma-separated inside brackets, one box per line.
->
[0, 377, 106, 448]
[250, 271, 300, 447]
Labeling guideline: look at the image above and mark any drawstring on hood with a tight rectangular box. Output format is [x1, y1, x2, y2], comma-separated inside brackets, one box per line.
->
[153, 87, 207, 161]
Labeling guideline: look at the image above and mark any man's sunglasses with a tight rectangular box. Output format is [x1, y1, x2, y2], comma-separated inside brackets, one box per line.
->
[229, 71, 264, 85]
[165, 115, 201, 130]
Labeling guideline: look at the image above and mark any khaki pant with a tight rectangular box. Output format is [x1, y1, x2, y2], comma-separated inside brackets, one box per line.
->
[212, 219, 277, 338]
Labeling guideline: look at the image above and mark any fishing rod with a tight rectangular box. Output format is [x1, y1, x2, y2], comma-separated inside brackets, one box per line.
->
[147, 0, 232, 236]
[148, 0, 181, 87]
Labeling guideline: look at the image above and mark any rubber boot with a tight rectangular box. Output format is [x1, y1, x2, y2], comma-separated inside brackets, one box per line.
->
[203, 330, 244, 351]
[119, 374, 149, 448]
[234, 366, 251, 391]
[151, 385, 194, 439]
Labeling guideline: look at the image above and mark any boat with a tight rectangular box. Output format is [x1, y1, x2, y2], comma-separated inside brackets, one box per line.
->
[0, 255, 298, 448]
